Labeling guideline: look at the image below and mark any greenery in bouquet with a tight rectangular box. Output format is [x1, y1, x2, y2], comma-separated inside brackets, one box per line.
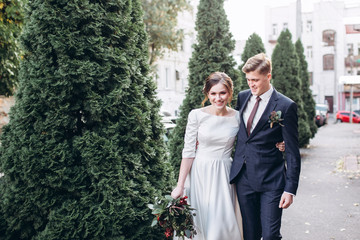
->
[148, 195, 197, 239]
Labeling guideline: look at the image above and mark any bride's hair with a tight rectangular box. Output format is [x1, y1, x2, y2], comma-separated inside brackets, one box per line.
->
[201, 72, 233, 107]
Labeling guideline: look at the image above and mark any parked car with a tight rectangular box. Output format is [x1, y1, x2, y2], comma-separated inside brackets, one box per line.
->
[336, 111, 360, 123]
[315, 109, 325, 127]
[315, 104, 329, 127]
[161, 116, 176, 145]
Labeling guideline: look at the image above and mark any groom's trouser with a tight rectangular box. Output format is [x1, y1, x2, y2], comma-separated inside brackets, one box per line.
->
[235, 165, 283, 240]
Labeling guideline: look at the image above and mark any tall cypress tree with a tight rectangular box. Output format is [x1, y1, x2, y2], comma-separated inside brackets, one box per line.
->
[0, 176, 5, 236]
[295, 39, 317, 138]
[0, 0, 172, 239]
[0, 0, 24, 96]
[239, 33, 266, 90]
[271, 29, 311, 148]
[168, 0, 239, 173]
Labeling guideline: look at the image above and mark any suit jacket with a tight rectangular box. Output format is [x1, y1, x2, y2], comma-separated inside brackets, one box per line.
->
[230, 89, 301, 195]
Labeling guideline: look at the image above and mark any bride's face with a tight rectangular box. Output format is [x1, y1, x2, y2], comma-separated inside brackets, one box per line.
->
[208, 83, 230, 110]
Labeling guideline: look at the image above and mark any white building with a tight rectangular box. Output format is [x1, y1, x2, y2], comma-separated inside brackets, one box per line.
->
[233, 40, 247, 67]
[265, 0, 360, 113]
[154, 0, 199, 117]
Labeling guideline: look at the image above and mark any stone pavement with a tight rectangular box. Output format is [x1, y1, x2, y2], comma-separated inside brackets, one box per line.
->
[281, 120, 360, 240]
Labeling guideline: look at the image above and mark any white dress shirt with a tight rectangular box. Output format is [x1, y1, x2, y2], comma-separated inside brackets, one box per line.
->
[243, 86, 274, 134]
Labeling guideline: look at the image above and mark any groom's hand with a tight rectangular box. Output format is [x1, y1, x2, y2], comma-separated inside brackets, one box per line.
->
[279, 192, 293, 209]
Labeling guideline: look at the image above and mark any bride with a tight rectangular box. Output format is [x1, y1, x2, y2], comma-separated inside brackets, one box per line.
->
[171, 72, 284, 240]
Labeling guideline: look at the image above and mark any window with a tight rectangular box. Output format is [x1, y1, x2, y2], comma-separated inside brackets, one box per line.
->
[306, 21, 312, 32]
[309, 72, 313, 85]
[272, 24, 278, 35]
[165, 68, 170, 89]
[347, 43, 354, 55]
[283, 22, 288, 31]
[358, 43, 360, 55]
[306, 46, 313, 58]
[323, 54, 334, 70]
[180, 40, 184, 52]
[175, 70, 180, 80]
[155, 74, 159, 86]
[322, 30, 335, 46]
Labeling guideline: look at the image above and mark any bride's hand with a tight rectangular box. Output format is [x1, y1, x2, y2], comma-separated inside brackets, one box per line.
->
[276, 141, 285, 152]
[171, 186, 184, 199]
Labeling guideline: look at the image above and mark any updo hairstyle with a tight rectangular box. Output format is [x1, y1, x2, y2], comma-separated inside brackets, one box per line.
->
[201, 72, 233, 107]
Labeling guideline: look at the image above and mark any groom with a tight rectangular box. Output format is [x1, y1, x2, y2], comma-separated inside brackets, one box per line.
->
[230, 53, 301, 240]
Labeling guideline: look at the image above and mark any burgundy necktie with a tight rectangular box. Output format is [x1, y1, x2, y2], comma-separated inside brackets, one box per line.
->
[247, 96, 261, 136]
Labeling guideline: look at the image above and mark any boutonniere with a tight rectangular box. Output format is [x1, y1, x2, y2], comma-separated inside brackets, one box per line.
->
[268, 111, 284, 128]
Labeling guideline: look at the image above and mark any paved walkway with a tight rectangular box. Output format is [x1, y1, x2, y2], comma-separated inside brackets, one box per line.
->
[281, 121, 360, 240]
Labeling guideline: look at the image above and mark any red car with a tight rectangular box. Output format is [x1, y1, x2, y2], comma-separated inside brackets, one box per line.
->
[336, 111, 360, 123]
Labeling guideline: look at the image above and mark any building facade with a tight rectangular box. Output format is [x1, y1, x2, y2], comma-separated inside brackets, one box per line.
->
[265, 0, 360, 113]
[154, 0, 199, 117]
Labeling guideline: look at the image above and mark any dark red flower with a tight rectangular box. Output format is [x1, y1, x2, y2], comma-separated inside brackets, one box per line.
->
[179, 196, 188, 205]
[165, 227, 174, 238]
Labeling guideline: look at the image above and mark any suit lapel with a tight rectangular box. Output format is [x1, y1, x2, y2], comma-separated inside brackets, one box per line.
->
[239, 91, 252, 116]
[249, 89, 279, 139]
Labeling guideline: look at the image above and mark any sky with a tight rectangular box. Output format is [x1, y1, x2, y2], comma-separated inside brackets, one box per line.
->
[223, 0, 360, 41]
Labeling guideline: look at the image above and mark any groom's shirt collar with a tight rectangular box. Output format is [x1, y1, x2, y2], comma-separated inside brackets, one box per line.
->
[255, 85, 273, 102]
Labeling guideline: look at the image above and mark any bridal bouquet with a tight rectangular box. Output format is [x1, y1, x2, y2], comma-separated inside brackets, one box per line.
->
[148, 195, 197, 239]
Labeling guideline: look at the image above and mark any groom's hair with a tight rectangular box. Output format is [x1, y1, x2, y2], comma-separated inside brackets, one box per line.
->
[242, 53, 272, 75]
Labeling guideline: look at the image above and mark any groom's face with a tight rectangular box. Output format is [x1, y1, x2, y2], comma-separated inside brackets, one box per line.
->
[246, 70, 271, 96]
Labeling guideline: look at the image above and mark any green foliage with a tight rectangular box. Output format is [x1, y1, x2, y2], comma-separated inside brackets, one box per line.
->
[271, 29, 311, 148]
[0, 177, 5, 236]
[295, 39, 317, 138]
[239, 33, 265, 90]
[148, 195, 196, 239]
[0, 0, 173, 239]
[0, 0, 24, 96]
[168, 0, 240, 174]
[141, 0, 191, 66]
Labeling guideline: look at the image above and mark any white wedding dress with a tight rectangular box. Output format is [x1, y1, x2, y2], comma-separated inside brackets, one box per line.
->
[180, 108, 243, 240]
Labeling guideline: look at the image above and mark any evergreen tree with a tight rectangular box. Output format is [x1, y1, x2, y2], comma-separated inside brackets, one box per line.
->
[295, 39, 317, 138]
[239, 33, 265, 90]
[271, 29, 311, 148]
[0, 177, 5, 236]
[0, 0, 172, 239]
[141, 0, 191, 66]
[168, 0, 239, 173]
[0, 0, 24, 96]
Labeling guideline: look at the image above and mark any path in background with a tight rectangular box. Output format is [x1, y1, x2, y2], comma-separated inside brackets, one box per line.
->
[282, 121, 360, 240]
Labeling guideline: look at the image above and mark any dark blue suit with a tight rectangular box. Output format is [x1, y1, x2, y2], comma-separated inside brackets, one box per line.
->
[230, 89, 301, 240]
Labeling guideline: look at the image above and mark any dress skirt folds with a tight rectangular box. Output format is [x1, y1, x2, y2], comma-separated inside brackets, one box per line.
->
[176, 109, 243, 240]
